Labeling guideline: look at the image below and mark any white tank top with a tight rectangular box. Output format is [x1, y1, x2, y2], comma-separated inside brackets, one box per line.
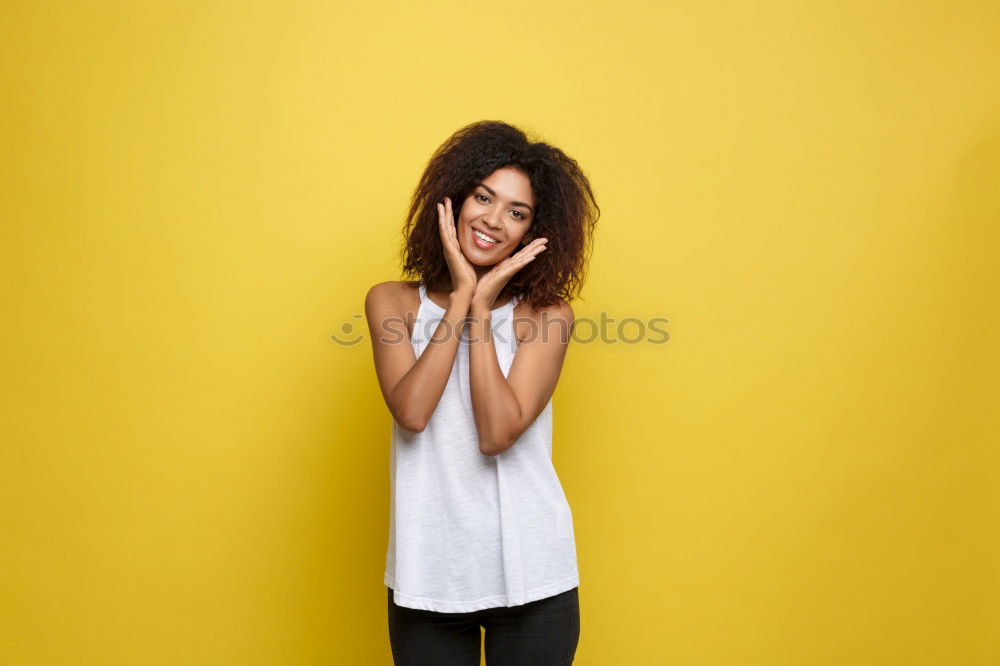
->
[383, 281, 580, 613]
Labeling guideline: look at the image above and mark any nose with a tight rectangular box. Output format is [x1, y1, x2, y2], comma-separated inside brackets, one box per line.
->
[482, 209, 503, 230]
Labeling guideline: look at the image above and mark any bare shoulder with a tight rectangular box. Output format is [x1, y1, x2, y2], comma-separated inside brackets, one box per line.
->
[514, 296, 574, 344]
[516, 295, 574, 319]
[365, 281, 421, 335]
[365, 280, 395, 309]
[366, 280, 418, 307]
[546, 297, 574, 320]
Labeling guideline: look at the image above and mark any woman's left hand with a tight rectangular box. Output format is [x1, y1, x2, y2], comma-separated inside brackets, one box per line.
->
[471, 238, 549, 312]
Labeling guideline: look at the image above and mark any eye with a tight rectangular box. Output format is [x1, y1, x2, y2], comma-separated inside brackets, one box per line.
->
[476, 192, 527, 220]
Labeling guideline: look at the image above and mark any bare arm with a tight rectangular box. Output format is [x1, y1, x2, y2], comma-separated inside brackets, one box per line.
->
[467, 299, 574, 455]
[365, 282, 473, 432]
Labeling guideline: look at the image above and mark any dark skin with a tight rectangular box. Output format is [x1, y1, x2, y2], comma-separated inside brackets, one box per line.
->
[365, 167, 574, 455]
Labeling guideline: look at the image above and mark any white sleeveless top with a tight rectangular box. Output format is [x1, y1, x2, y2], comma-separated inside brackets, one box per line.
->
[383, 281, 580, 612]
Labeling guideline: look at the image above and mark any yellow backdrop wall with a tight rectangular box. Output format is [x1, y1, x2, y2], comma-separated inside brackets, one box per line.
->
[2, 1, 997, 664]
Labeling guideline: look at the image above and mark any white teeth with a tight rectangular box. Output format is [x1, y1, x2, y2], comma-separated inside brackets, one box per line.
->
[473, 229, 499, 244]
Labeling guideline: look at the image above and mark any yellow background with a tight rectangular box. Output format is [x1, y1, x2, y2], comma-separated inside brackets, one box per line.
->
[2, 1, 997, 664]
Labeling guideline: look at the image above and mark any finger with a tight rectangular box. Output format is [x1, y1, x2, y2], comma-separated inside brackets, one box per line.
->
[519, 247, 546, 265]
[438, 204, 450, 244]
[527, 240, 548, 256]
[444, 199, 457, 243]
[501, 252, 538, 275]
[449, 214, 458, 246]
[516, 253, 539, 268]
[439, 201, 458, 249]
[514, 239, 547, 256]
[512, 242, 546, 263]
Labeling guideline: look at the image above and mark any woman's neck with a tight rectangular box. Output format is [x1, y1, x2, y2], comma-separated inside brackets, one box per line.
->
[426, 276, 510, 309]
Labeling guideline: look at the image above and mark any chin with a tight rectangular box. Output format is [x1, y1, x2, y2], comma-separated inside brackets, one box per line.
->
[460, 242, 507, 267]
[462, 251, 500, 268]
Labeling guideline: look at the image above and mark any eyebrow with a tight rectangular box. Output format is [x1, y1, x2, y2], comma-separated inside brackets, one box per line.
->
[477, 183, 534, 213]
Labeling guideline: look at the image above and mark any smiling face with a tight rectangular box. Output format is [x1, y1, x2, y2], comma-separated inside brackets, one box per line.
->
[456, 166, 535, 268]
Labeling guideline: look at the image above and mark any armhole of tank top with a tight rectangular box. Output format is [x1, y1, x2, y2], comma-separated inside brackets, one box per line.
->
[401, 281, 423, 342]
[509, 295, 520, 352]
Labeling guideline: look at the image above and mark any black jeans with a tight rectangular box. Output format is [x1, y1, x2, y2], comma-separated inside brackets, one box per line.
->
[387, 586, 580, 665]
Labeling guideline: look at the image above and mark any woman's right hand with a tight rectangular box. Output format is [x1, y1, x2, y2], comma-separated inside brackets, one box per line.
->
[438, 197, 477, 297]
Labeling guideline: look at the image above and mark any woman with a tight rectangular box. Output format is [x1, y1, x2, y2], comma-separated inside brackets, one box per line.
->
[365, 120, 599, 665]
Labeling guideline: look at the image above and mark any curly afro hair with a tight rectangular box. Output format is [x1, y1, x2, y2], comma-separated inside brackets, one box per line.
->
[398, 120, 599, 309]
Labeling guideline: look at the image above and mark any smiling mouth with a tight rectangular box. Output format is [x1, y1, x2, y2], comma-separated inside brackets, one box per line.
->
[471, 228, 502, 248]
